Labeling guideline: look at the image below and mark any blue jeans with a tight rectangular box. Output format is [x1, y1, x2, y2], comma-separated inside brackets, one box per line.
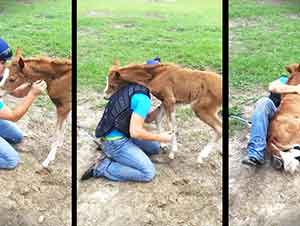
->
[247, 97, 277, 162]
[94, 138, 160, 182]
[0, 120, 23, 169]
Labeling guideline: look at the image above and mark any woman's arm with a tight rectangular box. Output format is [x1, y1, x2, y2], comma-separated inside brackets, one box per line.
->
[0, 80, 47, 122]
[0, 94, 36, 121]
[9, 83, 32, 98]
[268, 79, 300, 94]
[130, 112, 171, 142]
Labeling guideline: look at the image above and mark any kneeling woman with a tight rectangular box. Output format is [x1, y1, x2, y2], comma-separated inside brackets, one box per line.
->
[0, 38, 47, 169]
[81, 83, 171, 182]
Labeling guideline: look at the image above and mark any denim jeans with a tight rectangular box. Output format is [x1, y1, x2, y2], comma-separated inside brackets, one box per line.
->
[94, 137, 160, 182]
[0, 120, 23, 169]
[247, 97, 277, 162]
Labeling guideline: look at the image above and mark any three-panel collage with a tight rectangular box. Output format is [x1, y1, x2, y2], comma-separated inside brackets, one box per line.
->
[1, 0, 299, 225]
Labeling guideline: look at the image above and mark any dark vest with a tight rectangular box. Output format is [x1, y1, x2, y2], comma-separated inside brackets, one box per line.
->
[268, 92, 281, 108]
[95, 83, 151, 138]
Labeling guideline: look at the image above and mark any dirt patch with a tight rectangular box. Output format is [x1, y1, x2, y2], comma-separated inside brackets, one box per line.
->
[78, 27, 101, 38]
[87, 10, 113, 18]
[256, 0, 286, 5]
[229, 94, 300, 226]
[16, 0, 34, 4]
[287, 13, 300, 20]
[112, 23, 137, 30]
[0, 95, 71, 226]
[77, 90, 222, 226]
[144, 12, 167, 20]
[229, 18, 260, 29]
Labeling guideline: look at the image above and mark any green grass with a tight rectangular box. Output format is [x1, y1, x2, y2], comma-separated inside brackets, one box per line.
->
[77, 0, 222, 89]
[229, 0, 300, 135]
[230, 0, 300, 91]
[0, 0, 71, 110]
[0, 0, 71, 58]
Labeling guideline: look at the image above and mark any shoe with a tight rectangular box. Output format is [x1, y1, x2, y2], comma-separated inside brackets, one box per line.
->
[242, 156, 262, 167]
[80, 163, 96, 181]
[271, 155, 284, 170]
[81, 153, 107, 181]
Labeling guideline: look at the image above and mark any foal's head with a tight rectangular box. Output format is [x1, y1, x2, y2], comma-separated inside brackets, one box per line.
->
[103, 60, 154, 99]
[0, 48, 30, 93]
[103, 60, 128, 99]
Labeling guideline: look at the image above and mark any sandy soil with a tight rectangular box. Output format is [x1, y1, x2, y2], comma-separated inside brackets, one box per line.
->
[229, 99, 300, 226]
[0, 95, 71, 226]
[77, 90, 222, 226]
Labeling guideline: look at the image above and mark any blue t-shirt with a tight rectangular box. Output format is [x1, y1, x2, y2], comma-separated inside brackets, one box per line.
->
[105, 93, 151, 138]
[279, 76, 288, 84]
[269, 75, 289, 107]
[0, 99, 4, 110]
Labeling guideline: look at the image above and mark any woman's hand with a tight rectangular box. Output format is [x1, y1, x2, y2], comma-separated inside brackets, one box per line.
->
[29, 80, 47, 96]
[159, 131, 172, 143]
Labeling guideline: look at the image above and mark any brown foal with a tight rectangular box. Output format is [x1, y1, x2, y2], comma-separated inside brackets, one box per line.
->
[104, 60, 222, 162]
[267, 63, 300, 173]
[0, 48, 72, 170]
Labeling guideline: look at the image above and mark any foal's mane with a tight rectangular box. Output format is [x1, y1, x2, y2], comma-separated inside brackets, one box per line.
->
[119, 62, 181, 71]
[20, 56, 71, 66]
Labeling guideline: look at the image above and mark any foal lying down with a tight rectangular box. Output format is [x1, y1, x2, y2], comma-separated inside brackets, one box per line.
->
[268, 64, 300, 173]
[0, 49, 72, 171]
[104, 61, 222, 163]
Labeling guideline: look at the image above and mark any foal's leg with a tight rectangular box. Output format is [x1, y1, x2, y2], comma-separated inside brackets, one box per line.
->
[192, 100, 222, 163]
[41, 107, 70, 168]
[163, 96, 177, 160]
[153, 104, 172, 151]
[155, 104, 165, 134]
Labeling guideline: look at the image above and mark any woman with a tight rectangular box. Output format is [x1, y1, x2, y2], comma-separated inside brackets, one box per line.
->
[0, 38, 47, 169]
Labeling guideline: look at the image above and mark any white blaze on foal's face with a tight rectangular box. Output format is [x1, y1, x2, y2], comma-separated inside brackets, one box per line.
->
[0, 68, 10, 97]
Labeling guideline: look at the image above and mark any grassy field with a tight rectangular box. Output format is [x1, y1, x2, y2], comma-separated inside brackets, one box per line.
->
[77, 0, 222, 89]
[0, 0, 71, 109]
[229, 0, 300, 134]
[0, 0, 71, 58]
[230, 0, 300, 90]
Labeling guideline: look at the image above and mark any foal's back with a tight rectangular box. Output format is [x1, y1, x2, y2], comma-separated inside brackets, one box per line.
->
[148, 64, 222, 104]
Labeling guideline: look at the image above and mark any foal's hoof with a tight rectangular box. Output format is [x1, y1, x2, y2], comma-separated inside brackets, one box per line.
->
[168, 152, 175, 160]
[35, 166, 52, 175]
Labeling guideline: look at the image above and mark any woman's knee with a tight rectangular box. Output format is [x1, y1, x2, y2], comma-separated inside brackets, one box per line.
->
[7, 152, 20, 169]
[255, 97, 276, 114]
[142, 164, 156, 182]
[12, 131, 23, 144]
[150, 142, 161, 155]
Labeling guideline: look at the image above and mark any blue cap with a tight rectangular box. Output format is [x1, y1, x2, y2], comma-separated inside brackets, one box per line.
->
[0, 38, 12, 61]
[146, 56, 161, 65]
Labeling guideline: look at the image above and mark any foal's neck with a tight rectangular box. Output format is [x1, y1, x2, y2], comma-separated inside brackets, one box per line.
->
[24, 59, 71, 82]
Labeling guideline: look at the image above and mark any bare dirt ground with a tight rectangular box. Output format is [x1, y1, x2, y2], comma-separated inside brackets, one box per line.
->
[229, 93, 300, 226]
[77, 90, 222, 226]
[0, 95, 71, 226]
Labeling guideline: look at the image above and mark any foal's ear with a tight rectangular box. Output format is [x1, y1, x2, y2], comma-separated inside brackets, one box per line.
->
[113, 59, 120, 67]
[297, 64, 300, 72]
[285, 65, 293, 74]
[18, 57, 25, 70]
[15, 48, 22, 58]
